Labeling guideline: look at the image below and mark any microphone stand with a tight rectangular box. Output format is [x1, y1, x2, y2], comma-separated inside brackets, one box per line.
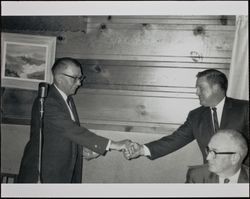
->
[38, 96, 45, 183]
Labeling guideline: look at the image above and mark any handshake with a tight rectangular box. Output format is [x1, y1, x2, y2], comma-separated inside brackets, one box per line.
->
[82, 139, 145, 161]
[110, 139, 145, 160]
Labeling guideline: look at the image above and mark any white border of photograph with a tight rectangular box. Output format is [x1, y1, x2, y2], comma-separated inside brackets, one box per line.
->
[1, 33, 56, 90]
[1, 1, 248, 198]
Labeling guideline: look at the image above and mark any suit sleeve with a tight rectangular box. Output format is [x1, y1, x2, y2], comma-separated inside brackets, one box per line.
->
[43, 97, 109, 155]
[145, 111, 195, 160]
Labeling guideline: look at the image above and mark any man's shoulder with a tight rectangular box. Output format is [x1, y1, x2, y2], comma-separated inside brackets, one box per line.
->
[186, 164, 212, 183]
[46, 84, 62, 100]
[188, 164, 209, 173]
[226, 97, 249, 106]
[189, 105, 207, 116]
[242, 164, 250, 174]
[188, 97, 249, 115]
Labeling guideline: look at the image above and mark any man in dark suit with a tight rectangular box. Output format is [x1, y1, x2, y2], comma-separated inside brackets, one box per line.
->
[186, 129, 249, 183]
[18, 57, 131, 183]
[123, 69, 249, 166]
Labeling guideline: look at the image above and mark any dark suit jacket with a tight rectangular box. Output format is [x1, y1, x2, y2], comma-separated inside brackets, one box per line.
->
[18, 84, 109, 183]
[145, 97, 249, 165]
[186, 164, 249, 183]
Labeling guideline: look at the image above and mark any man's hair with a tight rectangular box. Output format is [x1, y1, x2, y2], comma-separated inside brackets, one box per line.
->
[52, 57, 82, 75]
[196, 69, 228, 92]
[216, 129, 248, 161]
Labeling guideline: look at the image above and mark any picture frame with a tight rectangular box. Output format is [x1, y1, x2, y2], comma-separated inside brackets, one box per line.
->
[1, 33, 56, 90]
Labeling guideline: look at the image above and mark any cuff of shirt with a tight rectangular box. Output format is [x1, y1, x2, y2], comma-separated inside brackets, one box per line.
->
[143, 145, 151, 156]
[106, 140, 111, 151]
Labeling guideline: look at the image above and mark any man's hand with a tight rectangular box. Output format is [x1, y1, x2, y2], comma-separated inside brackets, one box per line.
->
[123, 142, 144, 160]
[82, 147, 100, 161]
[109, 139, 132, 151]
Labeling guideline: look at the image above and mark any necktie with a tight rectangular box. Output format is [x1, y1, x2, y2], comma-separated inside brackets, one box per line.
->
[224, 178, 230, 183]
[212, 107, 219, 133]
[66, 96, 72, 110]
[66, 96, 80, 125]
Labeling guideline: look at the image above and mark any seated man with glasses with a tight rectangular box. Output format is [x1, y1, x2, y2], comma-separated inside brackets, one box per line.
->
[185, 129, 249, 183]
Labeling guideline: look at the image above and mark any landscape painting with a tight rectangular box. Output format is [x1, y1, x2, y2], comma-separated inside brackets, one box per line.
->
[5, 43, 47, 81]
[1, 33, 56, 90]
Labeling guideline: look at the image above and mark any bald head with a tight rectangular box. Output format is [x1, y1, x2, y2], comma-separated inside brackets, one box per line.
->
[210, 129, 248, 162]
[52, 57, 82, 76]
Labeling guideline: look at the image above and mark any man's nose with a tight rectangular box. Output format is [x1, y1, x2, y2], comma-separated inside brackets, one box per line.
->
[76, 79, 82, 86]
[206, 153, 212, 161]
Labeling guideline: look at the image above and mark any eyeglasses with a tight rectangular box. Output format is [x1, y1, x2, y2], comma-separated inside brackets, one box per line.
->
[205, 146, 236, 158]
[62, 73, 86, 82]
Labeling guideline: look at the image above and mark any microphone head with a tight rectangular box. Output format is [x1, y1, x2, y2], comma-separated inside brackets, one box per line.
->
[38, 82, 49, 98]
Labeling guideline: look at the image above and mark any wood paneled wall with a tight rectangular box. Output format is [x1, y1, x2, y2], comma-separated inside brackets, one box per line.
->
[2, 16, 235, 135]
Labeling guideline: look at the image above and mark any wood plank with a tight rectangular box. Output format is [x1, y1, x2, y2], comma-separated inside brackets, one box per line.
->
[82, 120, 181, 134]
[82, 59, 230, 69]
[78, 88, 198, 98]
[2, 16, 88, 32]
[1, 116, 180, 134]
[58, 52, 232, 64]
[111, 16, 235, 20]
[74, 92, 201, 125]
[1, 88, 37, 120]
[81, 85, 196, 93]
[88, 16, 235, 25]
[80, 65, 229, 88]
[87, 23, 236, 31]
[2, 117, 31, 125]
[56, 29, 234, 58]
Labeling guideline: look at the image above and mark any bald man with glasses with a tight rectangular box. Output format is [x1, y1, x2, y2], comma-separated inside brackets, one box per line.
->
[186, 129, 249, 183]
[18, 57, 131, 183]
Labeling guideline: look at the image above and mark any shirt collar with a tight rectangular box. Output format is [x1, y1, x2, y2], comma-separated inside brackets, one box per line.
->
[219, 168, 241, 183]
[212, 97, 225, 110]
[54, 84, 68, 102]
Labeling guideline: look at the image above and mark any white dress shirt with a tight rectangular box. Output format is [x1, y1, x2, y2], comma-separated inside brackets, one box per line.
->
[210, 97, 225, 128]
[219, 168, 241, 183]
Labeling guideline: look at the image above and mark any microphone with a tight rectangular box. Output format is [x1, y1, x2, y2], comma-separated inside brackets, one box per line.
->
[38, 82, 49, 98]
[37, 82, 49, 183]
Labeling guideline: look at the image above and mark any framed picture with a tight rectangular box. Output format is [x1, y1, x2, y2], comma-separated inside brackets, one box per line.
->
[1, 33, 56, 90]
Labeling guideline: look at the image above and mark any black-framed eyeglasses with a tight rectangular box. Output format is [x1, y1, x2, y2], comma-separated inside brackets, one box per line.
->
[62, 73, 86, 82]
[205, 146, 236, 158]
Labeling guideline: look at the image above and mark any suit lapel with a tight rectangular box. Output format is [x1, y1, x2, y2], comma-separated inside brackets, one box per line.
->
[200, 107, 215, 144]
[220, 97, 232, 129]
[208, 171, 219, 183]
[238, 166, 249, 183]
[50, 84, 80, 126]
[50, 85, 70, 115]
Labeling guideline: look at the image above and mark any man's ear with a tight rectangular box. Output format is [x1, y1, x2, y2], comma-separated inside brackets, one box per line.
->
[212, 84, 220, 92]
[54, 74, 62, 84]
[231, 153, 241, 165]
